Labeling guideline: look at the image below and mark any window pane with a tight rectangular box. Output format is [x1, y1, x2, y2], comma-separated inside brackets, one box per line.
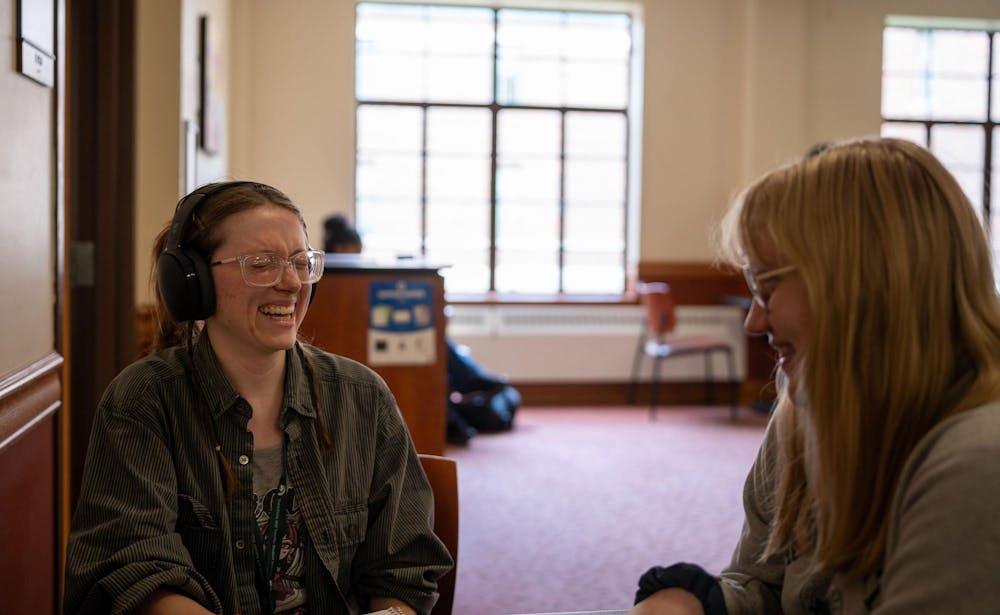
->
[929, 30, 988, 75]
[882, 28, 990, 121]
[356, 3, 494, 103]
[356, 198, 423, 256]
[930, 124, 985, 215]
[441, 258, 490, 294]
[495, 249, 559, 293]
[880, 121, 927, 146]
[565, 160, 624, 201]
[992, 127, 1000, 289]
[357, 52, 425, 101]
[563, 251, 624, 293]
[357, 105, 422, 151]
[497, 110, 561, 208]
[928, 76, 988, 120]
[881, 74, 928, 119]
[356, 3, 426, 54]
[566, 61, 629, 108]
[565, 112, 626, 158]
[497, 57, 562, 107]
[356, 105, 423, 258]
[498, 109, 561, 155]
[497, 10, 562, 59]
[426, 56, 494, 103]
[994, 33, 1000, 122]
[564, 200, 624, 253]
[425, 107, 492, 293]
[497, 9, 629, 108]
[883, 27, 927, 73]
[495, 196, 559, 294]
[562, 11, 631, 61]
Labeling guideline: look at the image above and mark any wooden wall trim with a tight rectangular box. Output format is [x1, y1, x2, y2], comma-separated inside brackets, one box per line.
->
[635, 260, 745, 305]
[511, 380, 764, 407]
[0, 353, 64, 451]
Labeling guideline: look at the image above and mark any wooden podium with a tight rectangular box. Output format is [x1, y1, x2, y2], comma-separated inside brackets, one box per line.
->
[300, 256, 448, 455]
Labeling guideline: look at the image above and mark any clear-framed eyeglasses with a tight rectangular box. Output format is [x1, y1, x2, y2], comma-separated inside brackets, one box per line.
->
[210, 249, 326, 287]
[743, 264, 797, 309]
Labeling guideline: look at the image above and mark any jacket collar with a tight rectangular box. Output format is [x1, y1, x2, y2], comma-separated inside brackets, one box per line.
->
[192, 331, 318, 421]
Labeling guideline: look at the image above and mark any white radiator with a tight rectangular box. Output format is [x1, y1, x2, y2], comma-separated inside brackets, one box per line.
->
[446, 304, 747, 383]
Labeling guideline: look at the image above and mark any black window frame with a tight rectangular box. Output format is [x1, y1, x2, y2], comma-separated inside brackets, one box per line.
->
[354, 2, 635, 297]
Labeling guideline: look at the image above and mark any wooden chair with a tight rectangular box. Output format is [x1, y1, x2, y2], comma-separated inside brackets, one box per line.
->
[627, 282, 738, 420]
[418, 454, 459, 615]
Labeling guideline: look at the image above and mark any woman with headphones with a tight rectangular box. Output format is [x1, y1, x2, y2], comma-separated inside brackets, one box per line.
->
[630, 138, 1000, 614]
[64, 182, 451, 615]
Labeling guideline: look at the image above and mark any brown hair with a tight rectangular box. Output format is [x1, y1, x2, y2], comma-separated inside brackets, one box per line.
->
[720, 138, 1000, 578]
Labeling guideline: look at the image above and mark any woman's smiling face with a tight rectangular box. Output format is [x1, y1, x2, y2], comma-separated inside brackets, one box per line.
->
[205, 203, 313, 361]
[743, 241, 815, 404]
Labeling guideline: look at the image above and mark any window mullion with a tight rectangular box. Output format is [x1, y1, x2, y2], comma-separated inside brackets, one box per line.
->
[488, 8, 500, 293]
[985, 31, 995, 230]
[558, 110, 567, 293]
[421, 105, 429, 256]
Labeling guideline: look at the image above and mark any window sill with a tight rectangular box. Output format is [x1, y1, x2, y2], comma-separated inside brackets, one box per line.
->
[445, 291, 639, 306]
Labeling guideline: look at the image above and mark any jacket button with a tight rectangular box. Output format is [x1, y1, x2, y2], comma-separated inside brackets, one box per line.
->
[238, 454, 249, 465]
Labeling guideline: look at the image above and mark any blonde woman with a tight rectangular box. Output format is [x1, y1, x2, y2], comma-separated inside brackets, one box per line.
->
[630, 138, 1000, 614]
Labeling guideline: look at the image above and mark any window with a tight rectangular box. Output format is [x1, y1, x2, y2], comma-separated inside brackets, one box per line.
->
[355, 3, 634, 295]
[880, 22, 999, 284]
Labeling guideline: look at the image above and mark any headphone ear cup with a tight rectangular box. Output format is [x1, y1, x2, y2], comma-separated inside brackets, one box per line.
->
[157, 246, 216, 321]
[187, 247, 216, 319]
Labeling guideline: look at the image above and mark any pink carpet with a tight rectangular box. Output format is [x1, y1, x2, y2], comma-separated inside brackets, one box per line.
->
[444, 405, 770, 615]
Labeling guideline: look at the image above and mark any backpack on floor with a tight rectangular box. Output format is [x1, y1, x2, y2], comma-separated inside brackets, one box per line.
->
[449, 384, 520, 433]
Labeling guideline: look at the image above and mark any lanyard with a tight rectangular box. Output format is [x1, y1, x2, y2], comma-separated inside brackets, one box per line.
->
[253, 470, 289, 615]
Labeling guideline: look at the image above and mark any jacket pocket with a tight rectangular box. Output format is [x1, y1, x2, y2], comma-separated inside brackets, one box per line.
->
[331, 501, 367, 552]
[176, 494, 223, 582]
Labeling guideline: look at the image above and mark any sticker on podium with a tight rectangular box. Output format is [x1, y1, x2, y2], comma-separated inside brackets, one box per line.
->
[367, 280, 436, 365]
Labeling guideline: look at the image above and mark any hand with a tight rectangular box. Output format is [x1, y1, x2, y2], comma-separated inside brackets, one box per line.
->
[134, 589, 215, 614]
[627, 588, 705, 615]
[367, 597, 416, 615]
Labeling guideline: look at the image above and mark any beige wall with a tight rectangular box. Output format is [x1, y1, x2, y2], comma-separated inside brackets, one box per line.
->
[229, 0, 357, 251]
[134, 0, 1000, 303]
[0, 0, 56, 374]
[135, 0, 231, 303]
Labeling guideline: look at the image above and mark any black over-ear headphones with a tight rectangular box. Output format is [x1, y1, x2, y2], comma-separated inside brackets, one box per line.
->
[157, 181, 256, 322]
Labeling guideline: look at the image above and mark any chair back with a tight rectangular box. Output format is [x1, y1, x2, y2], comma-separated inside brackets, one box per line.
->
[418, 453, 459, 615]
[637, 281, 677, 336]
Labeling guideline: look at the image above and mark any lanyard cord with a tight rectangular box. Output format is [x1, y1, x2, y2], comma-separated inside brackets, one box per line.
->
[253, 457, 289, 614]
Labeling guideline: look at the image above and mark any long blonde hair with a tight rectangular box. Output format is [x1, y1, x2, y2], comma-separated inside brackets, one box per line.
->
[721, 137, 1000, 578]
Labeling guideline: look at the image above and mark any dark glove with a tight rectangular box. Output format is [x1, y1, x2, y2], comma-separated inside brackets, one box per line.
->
[635, 562, 728, 615]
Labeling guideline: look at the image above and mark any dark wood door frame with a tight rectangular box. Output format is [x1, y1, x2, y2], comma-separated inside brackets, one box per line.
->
[67, 0, 136, 506]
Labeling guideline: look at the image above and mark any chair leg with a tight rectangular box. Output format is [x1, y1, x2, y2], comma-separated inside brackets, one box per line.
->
[627, 331, 647, 405]
[703, 351, 715, 405]
[649, 356, 662, 421]
[726, 349, 738, 420]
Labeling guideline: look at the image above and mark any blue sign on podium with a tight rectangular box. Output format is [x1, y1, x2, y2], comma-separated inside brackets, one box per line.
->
[367, 280, 436, 366]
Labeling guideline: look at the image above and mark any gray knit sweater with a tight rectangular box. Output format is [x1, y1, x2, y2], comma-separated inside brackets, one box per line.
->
[719, 401, 1000, 614]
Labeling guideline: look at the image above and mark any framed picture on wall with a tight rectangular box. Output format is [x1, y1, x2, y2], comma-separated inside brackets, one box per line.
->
[199, 15, 222, 154]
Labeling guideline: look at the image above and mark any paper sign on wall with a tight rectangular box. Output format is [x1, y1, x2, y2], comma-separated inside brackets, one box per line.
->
[368, 280, 436, 365]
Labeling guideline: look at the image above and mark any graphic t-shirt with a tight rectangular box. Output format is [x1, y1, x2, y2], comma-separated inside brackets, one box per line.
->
[253, 444, 308, 614]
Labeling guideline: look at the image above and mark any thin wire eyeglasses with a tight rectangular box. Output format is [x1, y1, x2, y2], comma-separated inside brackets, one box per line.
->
[743, 264, 797, 309]
[210, 249, 325, 287]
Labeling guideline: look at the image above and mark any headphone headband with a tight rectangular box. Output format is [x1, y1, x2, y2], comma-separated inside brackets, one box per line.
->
[166, 181, 257, 251]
